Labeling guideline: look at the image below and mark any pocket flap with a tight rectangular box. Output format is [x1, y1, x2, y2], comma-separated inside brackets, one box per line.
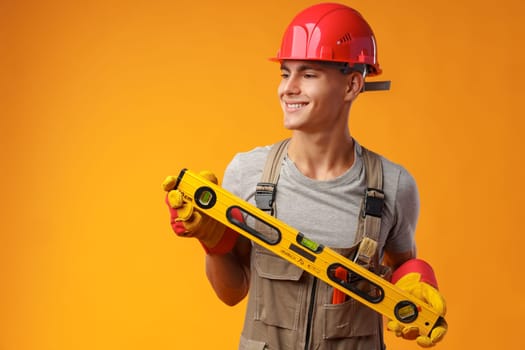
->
[239, 335, 268, 350]
[254, 246, 304, 281]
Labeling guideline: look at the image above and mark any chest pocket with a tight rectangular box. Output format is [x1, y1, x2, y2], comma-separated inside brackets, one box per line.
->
[320, 246, 381, 340]
[253, 245, 306, 330]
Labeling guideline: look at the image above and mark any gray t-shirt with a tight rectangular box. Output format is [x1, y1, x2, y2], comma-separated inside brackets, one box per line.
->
[222, 140, 418, 257]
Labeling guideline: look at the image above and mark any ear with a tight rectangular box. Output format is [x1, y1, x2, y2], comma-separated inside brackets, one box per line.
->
[344, 72, 364, 101]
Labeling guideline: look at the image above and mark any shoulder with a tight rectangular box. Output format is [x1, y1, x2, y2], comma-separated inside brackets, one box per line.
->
[375, 152, 419, 214]
[381, 155, 416, 189]
[357, 142, 418, 201]
[222, 144, 272, 197]
[230, 145, 271, 166]
[225, 145, 271, 178]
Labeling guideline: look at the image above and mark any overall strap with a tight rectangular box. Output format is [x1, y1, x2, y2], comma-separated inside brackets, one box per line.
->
[254, 140, 385, 267]
[354, 147, 385, 268]
[255, 138, 290, 216]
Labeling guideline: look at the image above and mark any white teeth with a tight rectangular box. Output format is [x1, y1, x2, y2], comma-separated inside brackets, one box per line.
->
[287, 103, 305, 109]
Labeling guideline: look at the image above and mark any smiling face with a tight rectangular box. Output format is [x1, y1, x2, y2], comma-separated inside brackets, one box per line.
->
[278, 60, 361, 134]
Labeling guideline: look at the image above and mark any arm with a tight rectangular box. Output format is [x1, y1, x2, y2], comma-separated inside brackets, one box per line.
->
[205, 235, 252, 306]
[383, 170, 446, 347]
[205, 154, 257, 305]
[383, 248, 416, 271]
[162, 171, 251, 306]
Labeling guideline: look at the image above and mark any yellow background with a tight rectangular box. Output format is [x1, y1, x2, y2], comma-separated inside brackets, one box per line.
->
[1, 0, 524, 349]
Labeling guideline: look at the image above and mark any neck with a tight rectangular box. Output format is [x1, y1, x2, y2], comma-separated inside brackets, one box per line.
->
[287, 132, 355, 180]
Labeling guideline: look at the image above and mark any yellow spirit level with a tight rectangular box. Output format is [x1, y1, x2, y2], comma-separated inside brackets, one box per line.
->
[174, 169, 444, 337]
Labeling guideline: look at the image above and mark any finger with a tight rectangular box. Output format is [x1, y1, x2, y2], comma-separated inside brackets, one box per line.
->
[422, 285, 447, 316]
[416, 323, 446, 347]
[199, 170, 218, 184]
[181, 211, 202, 232]
[416, 336, 433, 348]
[395, 273, 421, 292]
[429, 325, 447, 343]
[401, 325, 419, 340]
[167, 190, 185, 209]
[162, 176, 177, 191]
[386, 320, 403, 335]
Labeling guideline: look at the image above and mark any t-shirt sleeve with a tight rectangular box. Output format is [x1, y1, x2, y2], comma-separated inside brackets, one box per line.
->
[220, 145, 271, 205]
[384, 167, 420, 254]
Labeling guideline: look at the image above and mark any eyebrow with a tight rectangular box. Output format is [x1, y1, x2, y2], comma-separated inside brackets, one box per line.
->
[280, 63, 325, 72]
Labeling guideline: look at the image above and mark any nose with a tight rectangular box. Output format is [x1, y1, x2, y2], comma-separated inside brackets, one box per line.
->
[279, 74, 300, 96]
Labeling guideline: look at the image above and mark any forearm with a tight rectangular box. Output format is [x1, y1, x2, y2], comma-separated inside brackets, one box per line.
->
[384, 248, 416, 272]
[205, 238, 251, 306]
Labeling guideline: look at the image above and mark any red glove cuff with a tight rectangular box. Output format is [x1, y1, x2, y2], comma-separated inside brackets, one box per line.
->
[391, 259, 439, 289]
[201, 227, 239, 255]
[201, 207, 242, 255]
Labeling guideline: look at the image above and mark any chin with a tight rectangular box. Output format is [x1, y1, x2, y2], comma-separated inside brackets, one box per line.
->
[283, 122, 297, 131]
[283, 116, 299, 130]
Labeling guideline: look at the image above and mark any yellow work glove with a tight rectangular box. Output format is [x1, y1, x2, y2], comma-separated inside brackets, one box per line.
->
[387, 260, 447, 347]
[162, 171, 239, 254]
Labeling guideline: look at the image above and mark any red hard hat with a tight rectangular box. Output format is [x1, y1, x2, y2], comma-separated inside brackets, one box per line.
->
[272, 3, 382, 76]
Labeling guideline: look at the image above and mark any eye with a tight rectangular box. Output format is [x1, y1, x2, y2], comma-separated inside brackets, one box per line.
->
[303, 72, 317, 79]
[280, 72, 289, 79]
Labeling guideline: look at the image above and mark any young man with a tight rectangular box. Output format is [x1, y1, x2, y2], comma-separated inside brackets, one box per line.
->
[163, 3, 447, 349]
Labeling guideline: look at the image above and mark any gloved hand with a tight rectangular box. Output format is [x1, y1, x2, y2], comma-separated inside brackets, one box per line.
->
[387, 260, 447, 347]
[162, 171, 239, 254]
